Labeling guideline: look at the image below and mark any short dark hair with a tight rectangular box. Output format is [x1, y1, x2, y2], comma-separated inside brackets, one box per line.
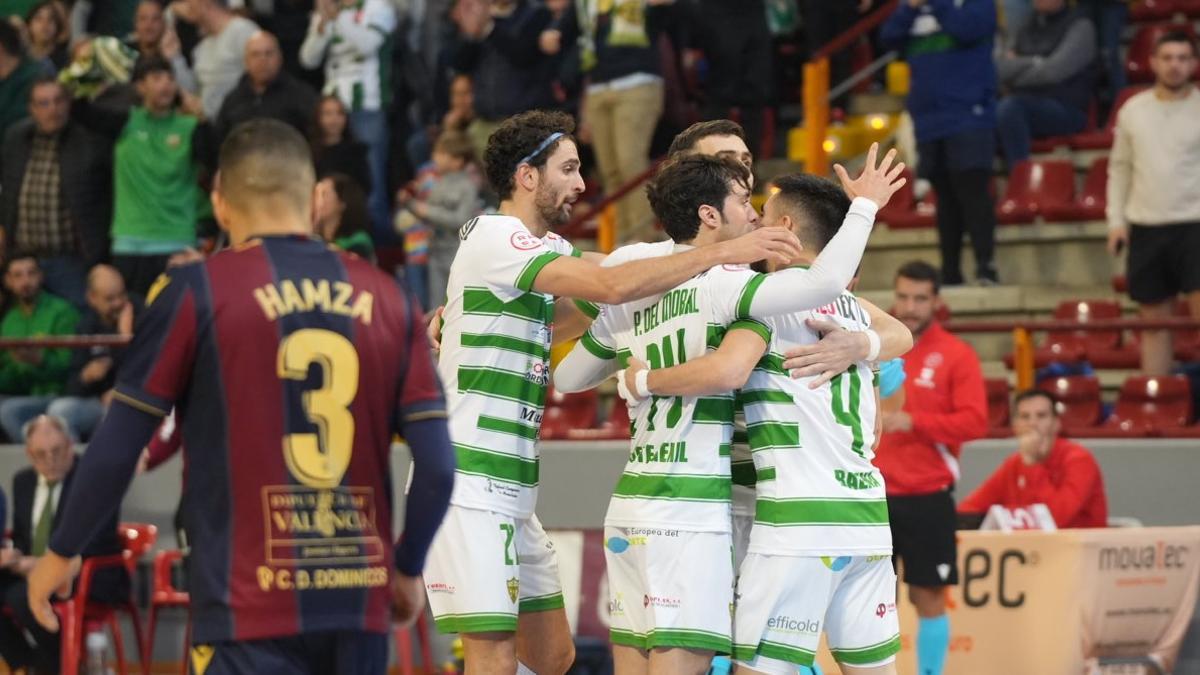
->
[1154, 29, 1198, 56]
[769, 173, 851, 251]
[667, 119, 747, 158]
[132, 54, 174, 82]
[434, 130, 476, 165]
[895, 260, 941, 295]
[0, 20, 23, 58]
[3, 251, 39, 275]
[28, 74, 65, 103]
[646, 154, 751, 243]
[324, 173, 369, 239]
[27, 0, 65, 40]
[1014, 389, 1058, 415]
[218, 118, 315, 212]
[484, 110, 576, 200]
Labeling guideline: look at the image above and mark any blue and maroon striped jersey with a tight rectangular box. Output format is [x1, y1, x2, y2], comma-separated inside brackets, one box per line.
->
[113, 235, 445, 642]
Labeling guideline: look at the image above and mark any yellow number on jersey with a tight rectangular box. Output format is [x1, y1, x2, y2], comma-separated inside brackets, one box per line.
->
[276, 329, 359, 488]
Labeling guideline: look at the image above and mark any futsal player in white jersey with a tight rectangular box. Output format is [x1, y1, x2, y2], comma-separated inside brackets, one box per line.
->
[422, 110, 804, 675]
[618, 173, 915, 675]
[554, 151, 906, 675]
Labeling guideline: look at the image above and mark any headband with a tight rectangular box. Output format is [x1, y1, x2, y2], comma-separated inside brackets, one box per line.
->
[517, 132, 566, 167]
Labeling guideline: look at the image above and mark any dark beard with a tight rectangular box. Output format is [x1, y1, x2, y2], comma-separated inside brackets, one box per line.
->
[534, 185, 569, 228]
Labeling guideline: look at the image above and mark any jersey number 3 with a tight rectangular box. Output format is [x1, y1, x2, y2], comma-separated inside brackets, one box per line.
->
[277, 328, 359, 488]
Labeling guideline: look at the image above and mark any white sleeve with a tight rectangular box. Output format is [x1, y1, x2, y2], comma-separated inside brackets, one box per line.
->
[465, 219, 566, 297]
[739, 197, 878, 319]
[334, 0, 396, 56]
[553, 314, 619, 393]
[299, 13, 333, 69]
[1106, 107, 1132, 232]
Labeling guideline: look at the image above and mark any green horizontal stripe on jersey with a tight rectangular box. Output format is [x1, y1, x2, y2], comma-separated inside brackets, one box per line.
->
[516, 251, 562, 291]
[728, 318, 772, 345]
[756, 466, 776, 482]
[574, 298, 600, 319]
[738, 389, 794, 405]
[580, 330, 616, 360]
[477, 415, 540, 441]
[460, 332, 548, 360]
[462, 287, 551, 323]
[433, 612, 517, 634]
[611, 628, 731, 654]
[454, 444, 539, 486]
[719, 443, 731, 457]
[759, 639, 817, 666]
[747, 421, 800, 450]
[613, 473, 732, 502]
[831, 635, 901, 665]
[755, 352, 787, 376]
[731, 460, 756, 487]
[754, 498, 890, 526]
[693, 397, 734, 424]
[519, 592, 565, 613]
[736, 273, 767, 319]
[457, 366, 547, 408]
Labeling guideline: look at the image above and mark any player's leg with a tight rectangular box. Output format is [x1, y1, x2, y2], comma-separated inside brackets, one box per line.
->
[731, 512, 754, 572]
[899, 491, 959, 675]
[824, 557, 900, 675]
[733, 555, 831, 675]
[646, 647, 716, 674]
[1138, 300, 1175, 376]
[423, 505, 522, 675]
[514, 514, 574, 674]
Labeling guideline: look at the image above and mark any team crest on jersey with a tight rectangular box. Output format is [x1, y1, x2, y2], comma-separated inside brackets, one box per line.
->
[506, 577, 520, 603]
[511, 231, 542, 251]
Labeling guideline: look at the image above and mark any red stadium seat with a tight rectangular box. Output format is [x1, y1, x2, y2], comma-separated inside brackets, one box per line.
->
[145, 550, 190, 675]
[1099, 375, 1193, 436]
[879, 169, 936, 229]
[1006, 299, 1124, 368]
[996, 160, 1076, 224]
[541, 388, 599, 439]
[1070, 86, 1147, 150]
[1171, 299, 1200, 362]
[1130, 0, 1178, 21]
[568, 399, 633, 440]
[1042, 157, 1108, 222]
[986, 378, 1012, 437]
[1127, 23, 1199, 83]
[57, 523, 155, 675]
[1039, 375, 1103, 431]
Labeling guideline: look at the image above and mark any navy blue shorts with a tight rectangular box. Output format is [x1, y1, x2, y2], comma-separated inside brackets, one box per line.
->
[190, 631, 389, 675]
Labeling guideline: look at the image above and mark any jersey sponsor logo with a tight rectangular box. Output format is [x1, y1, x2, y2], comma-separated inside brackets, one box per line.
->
[874, 602, 897, 618]
[485, 478, 522, 501]
[632, 287, 699, 336]
[255, 565, 389, 591]
[821, 556, 852, 572]
[510, 231, 542, 251]
[605, 536, 632, 553]
[834, 469, 883, 490]
[166, 133, 182, 148]
[609, 592, 625, 616]
[524, 360, 550, 385]
[253, 279, 375, 325]
[426, 582, 456, 594]
[766, 614, 820, 636]
[644, 595, 680, 609]
[519, 406, 544, 425]
[264, 487, 385, 566]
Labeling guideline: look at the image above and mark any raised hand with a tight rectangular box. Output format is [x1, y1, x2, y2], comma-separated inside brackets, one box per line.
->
[720, 226, 804, 267]
[834, 142, 907, 209]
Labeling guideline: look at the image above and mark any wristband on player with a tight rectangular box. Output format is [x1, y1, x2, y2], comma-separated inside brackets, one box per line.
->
[634, 368, 651, 399]
[864, 329, 881, 362]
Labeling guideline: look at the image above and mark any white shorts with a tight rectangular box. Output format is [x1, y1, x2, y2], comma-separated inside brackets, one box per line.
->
[732, 512, 754, 571]
[424, 504, 564, 634]
[604, 526, 734, 654]
[733, 554, 900, 672]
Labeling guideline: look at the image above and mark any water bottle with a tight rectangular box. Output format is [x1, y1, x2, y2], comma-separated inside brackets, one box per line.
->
[85, 631, 110, 675]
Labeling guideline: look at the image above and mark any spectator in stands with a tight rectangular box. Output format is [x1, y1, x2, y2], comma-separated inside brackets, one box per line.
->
[408, 72, 476, 169]
[995, 0, 1096, 164]
[1001, 0, 1031, 46]
[163, 0, 259, 120]
[0, 415, 126, 674]
[538, 0, 582, 112]
[1, 77, 112, 309]
[49, 265, 139, 439]
[314, 173, 376, 261]
[300, 0, 396, 239]
[450, 0, 556, 160]
[0, 254, 78, 442]
[1078, 0, 1127, 107]
[1107, 31, 1200, 376]
[126, 0, 167, 59]
[0, 21, 42, 154]
[394, 130, 482, 309]
[959, 389, 1108, 528]
[73, 55, 212, 296]
[873, 260, 987, 675]
[24, 1, 69, 71]
[310, 94, 371, 191]
[214, 31, 316, 142]
[881, 0, 1000, 286]
[71, 0, 140, 41]
[578, 0, 677, 241]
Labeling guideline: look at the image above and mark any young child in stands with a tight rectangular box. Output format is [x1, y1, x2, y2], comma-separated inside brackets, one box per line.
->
[394, 131, 483, 310]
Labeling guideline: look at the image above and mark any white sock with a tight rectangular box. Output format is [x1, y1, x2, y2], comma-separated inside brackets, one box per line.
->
[516, 662, 537, 675]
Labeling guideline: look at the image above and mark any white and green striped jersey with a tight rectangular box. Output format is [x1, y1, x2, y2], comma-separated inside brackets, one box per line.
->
[299, 0, 396, 111]
[742, 289, 891, 556]
[580, 262, 772, 533]
[438, 215, 580, 518]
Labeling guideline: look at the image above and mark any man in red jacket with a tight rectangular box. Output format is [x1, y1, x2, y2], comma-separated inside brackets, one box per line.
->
[874, 261, 988, 675]
[959, 389, 1108, 528]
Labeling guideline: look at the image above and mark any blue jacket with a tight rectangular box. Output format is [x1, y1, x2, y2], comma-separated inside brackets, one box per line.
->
[881, 0, 998, 143]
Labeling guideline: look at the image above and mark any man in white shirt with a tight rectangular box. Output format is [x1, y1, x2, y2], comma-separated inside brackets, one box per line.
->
[1107, 30, 1200, 375]
[0, 415, 125, 674]
[162, 0, 260, 119]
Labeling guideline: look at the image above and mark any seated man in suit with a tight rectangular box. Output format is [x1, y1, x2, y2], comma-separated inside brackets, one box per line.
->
[0, 414, 126, 673]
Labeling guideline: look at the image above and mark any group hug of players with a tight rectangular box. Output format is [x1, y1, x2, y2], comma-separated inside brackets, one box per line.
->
[18, 112, 913, 675]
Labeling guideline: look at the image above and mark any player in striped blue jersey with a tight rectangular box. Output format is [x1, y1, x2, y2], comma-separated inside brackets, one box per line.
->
[619, 172, 915, 674]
